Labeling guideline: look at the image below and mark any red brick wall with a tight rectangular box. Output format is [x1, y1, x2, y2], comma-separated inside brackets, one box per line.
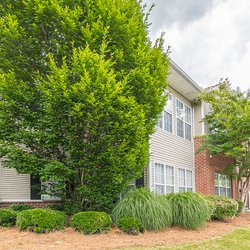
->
[194, 138, 238, 199]
[0, 200, 61, 209]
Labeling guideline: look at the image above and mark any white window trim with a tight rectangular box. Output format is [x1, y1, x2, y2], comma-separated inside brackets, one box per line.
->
[157, 94, 173, 133]
[215, 173, 232, 197]
[176, 98, 192, 141]
[178, 168, 193, 192]
[154, 163, 174, 194]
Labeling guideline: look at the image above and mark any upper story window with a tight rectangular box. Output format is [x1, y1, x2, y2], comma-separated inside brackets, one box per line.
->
[215, 173, 231, 197]
[157, 94, 173, 133]
[155, 163, 174, 194]
[176, 99, 192, 141]
[178, 168, 193, 192]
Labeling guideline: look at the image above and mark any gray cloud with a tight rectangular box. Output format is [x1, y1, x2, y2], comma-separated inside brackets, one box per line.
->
[143, 0, 214, 35]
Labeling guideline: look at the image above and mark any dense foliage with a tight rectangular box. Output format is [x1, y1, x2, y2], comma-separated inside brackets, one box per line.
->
[48, 202, 82, 215]
[0, 0, 169, 212]
[236, 199, 245, 216]
[117, 216, 144, 235]
[10, 204, 33, 212]
[206, 195, 238, 220]
[198, 81, 250, 204]
[71, 211, 111, 234]
[112, 188, 172, 231]
[16, 209, 66, 233]
[0, 209, 17, 227]
[165, 192, 211, 230]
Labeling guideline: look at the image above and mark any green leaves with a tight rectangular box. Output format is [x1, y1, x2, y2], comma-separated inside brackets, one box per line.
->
[0, 0, 169, 211]
[199, 80, 250, 201]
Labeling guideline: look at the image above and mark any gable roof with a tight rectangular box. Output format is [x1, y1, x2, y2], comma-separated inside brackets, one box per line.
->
[168, 59, 202, 101]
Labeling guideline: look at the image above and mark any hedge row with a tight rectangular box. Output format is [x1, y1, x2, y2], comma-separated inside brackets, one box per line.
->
[0, 189, 245, 234]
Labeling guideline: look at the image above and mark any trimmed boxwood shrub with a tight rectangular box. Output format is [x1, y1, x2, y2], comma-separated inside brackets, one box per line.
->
[117, 216, 144, 235]
[112, 188, 172, 231]
[0, 209, 17, 227]
[71, 211, 111, 234]
[166, 192, 212, 230]
[10, 204, 33, 212]
[236, 200, 244, 216]
[206, 195, 238, 220]
[16, 209, 66, 233]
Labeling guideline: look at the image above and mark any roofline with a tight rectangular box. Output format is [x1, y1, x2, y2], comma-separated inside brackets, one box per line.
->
[170, 59, 203, 92]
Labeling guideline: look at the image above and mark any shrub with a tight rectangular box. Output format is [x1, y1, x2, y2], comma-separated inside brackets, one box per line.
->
[71, 211, 111, 234]
[117, 216, 144, 235]
[166, 192, 211, 230]
[236, 200, 244, 216]
[0, 209, 17, 227]
[10, 204, 33, 212]
[16, 209, 66, 233]
[112, 188, 172, 231]
[48, 202, 82, 215]
[206, 195, 238, 220]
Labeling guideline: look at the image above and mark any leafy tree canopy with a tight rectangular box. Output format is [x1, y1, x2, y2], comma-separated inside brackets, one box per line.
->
[0, 0, 169, 211]
[199, 80, 250, 202]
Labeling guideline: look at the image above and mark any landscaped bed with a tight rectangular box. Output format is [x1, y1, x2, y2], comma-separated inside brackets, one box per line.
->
[0, 212, 249, 250]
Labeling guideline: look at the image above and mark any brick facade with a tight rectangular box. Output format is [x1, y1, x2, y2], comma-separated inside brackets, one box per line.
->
[0, 200, 61, 209]
[194, 137, 238, 199]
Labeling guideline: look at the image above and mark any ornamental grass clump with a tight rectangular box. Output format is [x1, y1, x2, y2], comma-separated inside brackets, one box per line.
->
[71, 211, 112, 235]
[166, 192, 211, 230]
[16, 209, 66, 233]
[206, 195, 238, 220]
[0, 209, 17, 227]
[112, 188, 172, 231]
[117, 216, 144, 235]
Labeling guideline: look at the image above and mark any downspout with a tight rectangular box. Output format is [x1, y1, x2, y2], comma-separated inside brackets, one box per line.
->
[148, 135, 152, 191]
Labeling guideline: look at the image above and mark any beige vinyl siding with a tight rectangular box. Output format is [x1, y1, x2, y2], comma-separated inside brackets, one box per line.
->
[149, 87, 195, 192]
[194, 101, 210, 136]
[194, 102, 202, 136]
[0, 164, 30, 201]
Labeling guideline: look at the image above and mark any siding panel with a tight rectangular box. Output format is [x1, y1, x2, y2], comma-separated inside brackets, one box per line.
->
[150, 87, 195, 192]
[0, 164, 30, 201]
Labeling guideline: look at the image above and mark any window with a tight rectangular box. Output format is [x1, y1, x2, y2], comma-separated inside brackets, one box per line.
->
[176, 99, 192, 141]
[215, 173, 231, 197]
[157, 94, 173, 133]
[178, 168, 193, 192]
[155, 163, 174, 194]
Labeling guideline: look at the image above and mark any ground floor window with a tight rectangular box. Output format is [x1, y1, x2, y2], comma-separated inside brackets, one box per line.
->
[215, 173, 231, 197]
[178, 168, 193, 192]
[155, 163, 174, 194]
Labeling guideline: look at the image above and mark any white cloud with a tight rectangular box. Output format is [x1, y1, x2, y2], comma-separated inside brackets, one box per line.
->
[145, 0, 250, 91]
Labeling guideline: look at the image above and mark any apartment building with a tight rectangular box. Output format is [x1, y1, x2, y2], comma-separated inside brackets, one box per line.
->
[0, 60, 241, 207]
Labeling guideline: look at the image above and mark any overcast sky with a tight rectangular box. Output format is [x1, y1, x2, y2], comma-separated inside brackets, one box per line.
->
[142, 0, 250, 92]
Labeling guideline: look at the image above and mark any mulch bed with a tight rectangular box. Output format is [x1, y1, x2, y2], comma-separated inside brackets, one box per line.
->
[0, 212, 250, 250]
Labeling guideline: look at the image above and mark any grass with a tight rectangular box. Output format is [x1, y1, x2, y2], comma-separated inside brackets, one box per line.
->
[112, 188, 172, 231]
[165, 192, 211, 230]
[125, 226, 250, 250]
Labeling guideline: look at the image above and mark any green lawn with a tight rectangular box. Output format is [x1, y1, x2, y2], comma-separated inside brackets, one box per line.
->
[126, 227, 250, 250]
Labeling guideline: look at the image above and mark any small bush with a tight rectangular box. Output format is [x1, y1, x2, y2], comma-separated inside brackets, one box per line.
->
[117, 216, 144, 235]
[10, 204, 33, 212]
[16, 209, 66, 233]
[166, 192, 211, 230]
[47, 203, 66, 212]
[206, 195, 238, 220]
[71, 211, 111, 234]
[48, 202, 82, 215]
[0, 209, 17, 227]
[112, 188, 172, 231]
[236, 200, 244, 216]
